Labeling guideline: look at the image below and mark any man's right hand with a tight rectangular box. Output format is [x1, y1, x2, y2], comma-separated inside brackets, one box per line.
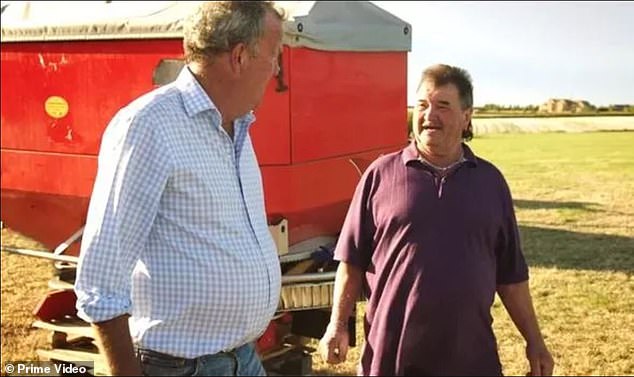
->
[318, 322, 350, 364]
[92, 315, 142, 376]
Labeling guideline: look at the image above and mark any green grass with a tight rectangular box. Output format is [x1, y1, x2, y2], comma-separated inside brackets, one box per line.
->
[312, 132, 634, 376]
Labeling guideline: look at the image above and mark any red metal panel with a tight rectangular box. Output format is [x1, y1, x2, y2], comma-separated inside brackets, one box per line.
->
[0, 189, 89, 253]
[250, 46, 291, 166]
[289, 48, 407, 163]
[261, 147, 401, 245]
[1, 148, 94, 247]
[1, 150, 96, 197]
[1, 40, 183, 156]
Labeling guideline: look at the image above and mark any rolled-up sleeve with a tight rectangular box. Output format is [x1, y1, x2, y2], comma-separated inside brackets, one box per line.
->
[74, 109, 171, 323]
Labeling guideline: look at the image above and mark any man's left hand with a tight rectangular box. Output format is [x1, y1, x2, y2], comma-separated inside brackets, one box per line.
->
[526, 342, 554, 376]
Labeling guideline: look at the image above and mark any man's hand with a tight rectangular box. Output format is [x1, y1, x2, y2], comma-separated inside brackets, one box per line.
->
[526, 341, 554, 376]
[318, 322, 350, 364]
[91, 315, 142, 376]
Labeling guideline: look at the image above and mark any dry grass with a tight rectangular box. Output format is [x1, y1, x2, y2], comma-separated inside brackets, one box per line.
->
[1, 230, 54, 370]
[2, 132, 634, 376]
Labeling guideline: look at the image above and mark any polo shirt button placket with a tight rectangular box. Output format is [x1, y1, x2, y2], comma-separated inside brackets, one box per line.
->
[438, 176, 446, 198]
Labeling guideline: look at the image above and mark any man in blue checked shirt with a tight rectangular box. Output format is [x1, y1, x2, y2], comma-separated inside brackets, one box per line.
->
[74, 2, 285, 375]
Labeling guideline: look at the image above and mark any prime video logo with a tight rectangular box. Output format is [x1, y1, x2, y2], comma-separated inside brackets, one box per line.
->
[4, 361, 94, 376]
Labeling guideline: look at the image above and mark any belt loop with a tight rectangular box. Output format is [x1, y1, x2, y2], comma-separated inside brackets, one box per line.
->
[230, 348, 239, 375]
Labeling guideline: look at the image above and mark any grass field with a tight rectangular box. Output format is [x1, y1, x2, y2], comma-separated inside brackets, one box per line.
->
[2, 132, 634, 376]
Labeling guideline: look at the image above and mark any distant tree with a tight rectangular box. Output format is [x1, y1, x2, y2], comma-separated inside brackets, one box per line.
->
[482, 104, 501, 112]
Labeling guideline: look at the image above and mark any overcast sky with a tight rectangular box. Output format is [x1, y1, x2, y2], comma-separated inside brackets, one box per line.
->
[372, 1, 634, 107]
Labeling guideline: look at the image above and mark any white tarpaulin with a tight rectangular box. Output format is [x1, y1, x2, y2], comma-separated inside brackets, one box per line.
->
[1, 1, 411, 51]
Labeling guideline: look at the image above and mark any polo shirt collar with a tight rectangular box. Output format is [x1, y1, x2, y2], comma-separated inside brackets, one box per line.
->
[401, 140, 478, 167]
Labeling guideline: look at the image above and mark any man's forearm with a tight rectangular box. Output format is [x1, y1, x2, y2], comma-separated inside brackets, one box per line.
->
[330, 262, 363, 327]
[498, 280, 555, 375]
[497, 281, 545, 344]
[92, 314, 141, 376]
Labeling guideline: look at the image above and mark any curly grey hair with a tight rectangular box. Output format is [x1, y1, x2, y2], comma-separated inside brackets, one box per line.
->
[183, 1, 285, 64]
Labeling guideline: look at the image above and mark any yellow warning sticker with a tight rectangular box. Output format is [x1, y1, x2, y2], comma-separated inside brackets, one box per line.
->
[45, 96, 69, 119]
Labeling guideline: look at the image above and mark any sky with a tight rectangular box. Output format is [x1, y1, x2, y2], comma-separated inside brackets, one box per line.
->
[2, 1, 632, 107]
[371, 1, 634, 107]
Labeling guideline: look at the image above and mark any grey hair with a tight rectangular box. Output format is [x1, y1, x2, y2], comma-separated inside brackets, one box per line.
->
[418, 64, 473, 110]
[418, 64, 474, 140]
[183, 1, 285, 64]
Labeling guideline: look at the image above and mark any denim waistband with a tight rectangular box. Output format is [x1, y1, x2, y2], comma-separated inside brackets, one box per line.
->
[136, 343, 248, 367]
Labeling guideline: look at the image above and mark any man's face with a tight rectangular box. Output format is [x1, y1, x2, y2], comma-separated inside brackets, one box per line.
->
[412, 80, 471, 156]
[241, 10, 283, 111]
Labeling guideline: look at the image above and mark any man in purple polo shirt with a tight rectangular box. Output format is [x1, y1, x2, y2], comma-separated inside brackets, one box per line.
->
[318, 64, 554, 376]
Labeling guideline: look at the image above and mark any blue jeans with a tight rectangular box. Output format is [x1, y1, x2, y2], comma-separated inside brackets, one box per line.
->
[137, 343, 266, 376]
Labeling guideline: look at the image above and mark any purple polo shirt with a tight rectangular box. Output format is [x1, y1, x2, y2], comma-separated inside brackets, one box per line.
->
[335, 142, 528, 376]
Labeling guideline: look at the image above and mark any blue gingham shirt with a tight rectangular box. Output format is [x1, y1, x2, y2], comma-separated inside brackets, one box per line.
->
[74, 67, 281, 358]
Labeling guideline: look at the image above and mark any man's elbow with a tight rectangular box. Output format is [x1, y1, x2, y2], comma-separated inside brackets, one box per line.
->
[337, 261, 364, 281]
[496, 280, 529, 297]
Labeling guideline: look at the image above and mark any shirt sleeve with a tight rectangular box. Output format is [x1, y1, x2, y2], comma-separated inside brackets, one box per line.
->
[74, 109, 171, 323]
[495, 174, 529, 285]
[334, 164, 377, 271]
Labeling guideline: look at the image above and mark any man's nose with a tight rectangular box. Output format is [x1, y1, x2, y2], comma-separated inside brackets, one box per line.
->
[425, 105, 439, 120]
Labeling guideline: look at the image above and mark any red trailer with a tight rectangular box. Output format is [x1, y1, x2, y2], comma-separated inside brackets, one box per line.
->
[1, 1, 410, 374]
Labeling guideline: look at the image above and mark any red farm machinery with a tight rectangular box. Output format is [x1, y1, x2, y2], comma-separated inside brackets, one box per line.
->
[0, 1, 411, 374]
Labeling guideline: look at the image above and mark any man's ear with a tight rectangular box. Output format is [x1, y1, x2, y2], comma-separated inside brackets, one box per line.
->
[464, 108, 473, 131]
[229, 43, 248, 74]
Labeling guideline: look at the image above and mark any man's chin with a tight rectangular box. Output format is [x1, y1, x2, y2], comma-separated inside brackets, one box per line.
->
[415, 138, 439, 152]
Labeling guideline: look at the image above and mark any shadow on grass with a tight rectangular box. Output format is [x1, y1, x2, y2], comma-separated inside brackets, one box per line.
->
[514, 199, 600, 212]
[519, 225, 634, 274]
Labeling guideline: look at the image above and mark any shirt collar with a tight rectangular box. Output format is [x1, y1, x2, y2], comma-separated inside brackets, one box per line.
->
[174, 66, 256, 126]
[401, 140, 478, 167]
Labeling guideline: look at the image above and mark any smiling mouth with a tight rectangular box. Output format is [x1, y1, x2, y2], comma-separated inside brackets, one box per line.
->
[422, 125, 441, 131]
